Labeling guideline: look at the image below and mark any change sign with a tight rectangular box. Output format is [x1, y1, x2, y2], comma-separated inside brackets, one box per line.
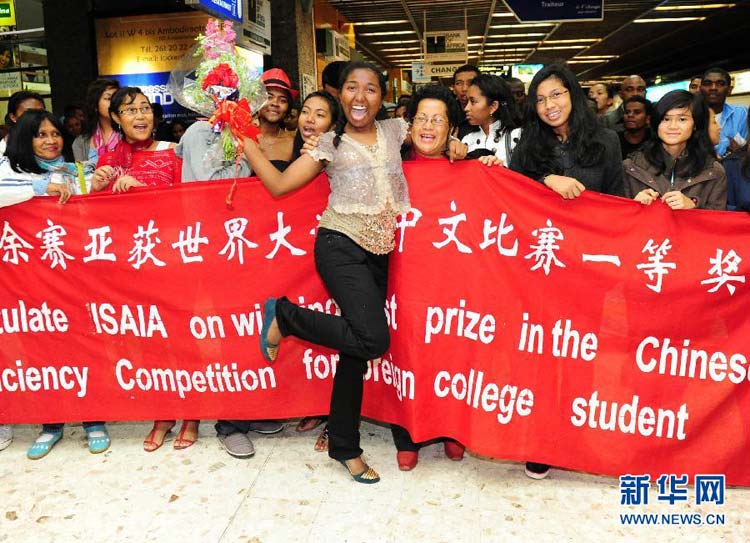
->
[411, 62, 465, 82]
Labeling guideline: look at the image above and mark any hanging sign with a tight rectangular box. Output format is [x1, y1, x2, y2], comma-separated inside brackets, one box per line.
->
[240, 0, 271, 55]
[424, 30, 467, 62]
[505, 0, 603, 22]
[411, 62, 465, 81]
[198, 0, 243, 22]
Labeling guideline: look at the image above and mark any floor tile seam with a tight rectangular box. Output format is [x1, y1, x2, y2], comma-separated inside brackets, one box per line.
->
[217, 436, 279, 542]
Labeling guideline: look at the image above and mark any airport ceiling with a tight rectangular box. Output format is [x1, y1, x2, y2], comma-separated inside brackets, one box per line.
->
[329, 0, 750, 85]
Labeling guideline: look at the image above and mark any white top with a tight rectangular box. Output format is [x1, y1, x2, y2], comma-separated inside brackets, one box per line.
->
[0, 157, 65, 208]
[462, 121, 522, 165]
[308, 118, 410, 216]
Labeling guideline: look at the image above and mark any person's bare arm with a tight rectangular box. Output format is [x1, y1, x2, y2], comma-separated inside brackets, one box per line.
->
[243, 137, 325, 197]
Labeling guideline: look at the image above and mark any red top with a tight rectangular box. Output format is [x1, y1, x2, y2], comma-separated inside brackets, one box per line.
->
[97, 146, 182, 190]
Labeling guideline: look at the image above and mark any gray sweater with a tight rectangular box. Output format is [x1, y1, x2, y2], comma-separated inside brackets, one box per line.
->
[174, 121, 252, 182]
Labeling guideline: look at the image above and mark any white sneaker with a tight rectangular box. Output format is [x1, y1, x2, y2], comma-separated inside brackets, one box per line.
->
[0, 425, 12, 451]
[524, 461, 550, 480]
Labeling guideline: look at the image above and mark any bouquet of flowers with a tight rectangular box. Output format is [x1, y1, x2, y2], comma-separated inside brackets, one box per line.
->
[170, 19, 266, 163]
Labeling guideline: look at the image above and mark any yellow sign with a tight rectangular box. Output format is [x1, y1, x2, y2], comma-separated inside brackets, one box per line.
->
[96, 13, 207, 75]
[0, 1, 16, 27]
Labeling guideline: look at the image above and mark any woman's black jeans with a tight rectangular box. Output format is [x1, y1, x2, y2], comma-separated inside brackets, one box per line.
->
[275, 228, 390, 461]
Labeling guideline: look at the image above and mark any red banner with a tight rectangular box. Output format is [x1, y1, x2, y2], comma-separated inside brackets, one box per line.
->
[1, 161, 749, 484]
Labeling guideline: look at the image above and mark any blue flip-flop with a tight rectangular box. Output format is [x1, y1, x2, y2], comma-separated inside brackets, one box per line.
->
[260, 297, 279, 363]
[85, 424, 111, 454]
[27, 431, 63, 460]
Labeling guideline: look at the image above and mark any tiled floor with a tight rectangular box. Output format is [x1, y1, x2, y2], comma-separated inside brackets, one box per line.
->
[0, 421, 747, 542]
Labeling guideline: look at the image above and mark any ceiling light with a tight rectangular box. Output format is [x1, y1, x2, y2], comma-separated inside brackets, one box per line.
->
[470, 41, 539, 47]
[386, 52, 423, 58]
[380, 48, 421, 52]
[490, 23, 553, 29]
[544, 38, 601, 44]
[346, 20, 409, 25]
[575, 55, 618, 59]
[633, 17, 706, 23]
[485, 33, 547, 38]
[491, 12, 515, 17]
[369, 40, 420, 45]
[654, 3, 735, 10]
[358, 30, 416, 36]
[536, 45, 588, 50]
[482, 47, 535, 53]
[566, 59, 608, 64]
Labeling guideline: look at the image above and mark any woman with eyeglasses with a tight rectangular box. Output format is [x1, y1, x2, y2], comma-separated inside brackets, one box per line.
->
[393, 84, 482, 470]
[89, 87, 190, 450]
[510, 63, 623, 202]
[91, 87, 181, 193]
[509, 63, 623, 481]
[461, 74, 521, 164]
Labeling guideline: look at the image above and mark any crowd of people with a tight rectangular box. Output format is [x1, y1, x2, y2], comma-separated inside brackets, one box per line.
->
[1, 50, 748, 484]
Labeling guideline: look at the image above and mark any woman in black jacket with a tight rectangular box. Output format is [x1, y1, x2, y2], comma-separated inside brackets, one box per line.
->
[509, 63, 623, 480]
[510, 63, 624, 200]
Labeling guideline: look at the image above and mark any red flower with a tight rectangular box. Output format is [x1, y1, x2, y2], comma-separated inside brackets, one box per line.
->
[202, 63, 239, 90]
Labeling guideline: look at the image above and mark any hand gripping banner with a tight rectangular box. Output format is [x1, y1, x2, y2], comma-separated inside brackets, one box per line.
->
[1, 161, 749, 484]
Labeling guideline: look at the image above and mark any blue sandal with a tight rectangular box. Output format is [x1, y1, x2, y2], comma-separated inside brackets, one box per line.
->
[260, 297, 279, 363]
[27, 431, 63, 460]
[85, 424, 111, 454]
[338, 459, 381, 484]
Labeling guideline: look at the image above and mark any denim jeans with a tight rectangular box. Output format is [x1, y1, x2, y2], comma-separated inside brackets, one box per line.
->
[42, 422, 103, 433]
[215, 420, 254, 436]
[276, 228, 390, 461]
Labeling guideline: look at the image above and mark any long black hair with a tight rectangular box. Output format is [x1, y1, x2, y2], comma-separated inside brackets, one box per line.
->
[468, 74, 519, 140]
[291, 90, 342, 159]
[642, 90, 714, 178]
[332, 61, 386, 148]
[82, 77, 120, 138]
[7, 110, 64, 174]
[108, 86, 148, 134]
[512, 62, 605, 179]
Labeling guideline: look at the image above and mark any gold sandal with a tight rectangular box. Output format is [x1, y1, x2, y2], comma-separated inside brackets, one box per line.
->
[339, 458, 380, 484]
[314, 425, 329, 452]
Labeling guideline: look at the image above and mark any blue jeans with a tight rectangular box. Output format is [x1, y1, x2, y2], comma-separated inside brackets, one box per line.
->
[42, 422, 104, 433]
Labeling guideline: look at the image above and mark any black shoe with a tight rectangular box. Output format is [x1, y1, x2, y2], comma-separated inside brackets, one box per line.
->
[524, 462, 550, 480]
